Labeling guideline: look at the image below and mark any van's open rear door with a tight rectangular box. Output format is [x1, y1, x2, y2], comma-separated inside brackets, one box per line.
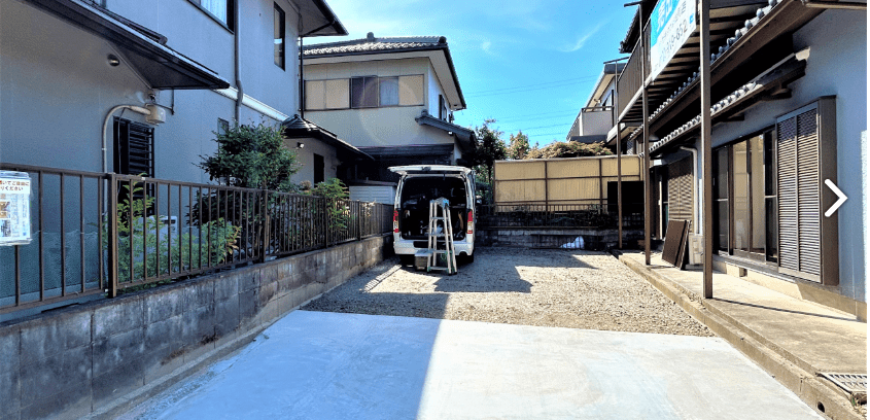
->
[389, 165, 472, 176]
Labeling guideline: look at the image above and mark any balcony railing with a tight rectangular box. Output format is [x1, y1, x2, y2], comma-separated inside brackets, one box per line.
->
[578, 106, 615, 137]
[0, 164, 392, 314]
[616, 24, 650, 121]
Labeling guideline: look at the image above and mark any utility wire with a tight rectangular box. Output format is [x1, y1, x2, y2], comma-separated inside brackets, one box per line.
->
[466, 77, 599, 98]
[465, 75, 599, 96]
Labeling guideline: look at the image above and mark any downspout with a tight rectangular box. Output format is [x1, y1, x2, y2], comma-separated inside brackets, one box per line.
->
[299, 36, 304, 119]
[234, 1, 243, 124]
[680, 146, 700, 235]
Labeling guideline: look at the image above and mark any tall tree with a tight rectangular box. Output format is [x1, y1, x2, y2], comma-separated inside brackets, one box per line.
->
[508, 131, 530, 160]
[472, 119, 507, 186]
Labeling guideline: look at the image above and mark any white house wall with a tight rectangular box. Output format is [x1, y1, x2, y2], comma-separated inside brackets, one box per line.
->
[304, 58, 455, 149]
[0, 0, 150, 172]
[287, 138, 339, 185]
[1, 0, 310, 185]
[691, 9, 866, 301]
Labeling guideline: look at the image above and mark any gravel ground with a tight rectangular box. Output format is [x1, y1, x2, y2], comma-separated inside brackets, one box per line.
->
[303, 248, 713, 337]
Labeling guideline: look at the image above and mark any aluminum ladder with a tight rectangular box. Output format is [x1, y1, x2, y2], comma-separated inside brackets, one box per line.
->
[425, 198, 457, 275]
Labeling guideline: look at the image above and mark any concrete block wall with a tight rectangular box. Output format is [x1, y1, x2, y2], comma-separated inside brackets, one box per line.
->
[0, 235, 392, 420]
[477, 228, 643, 249]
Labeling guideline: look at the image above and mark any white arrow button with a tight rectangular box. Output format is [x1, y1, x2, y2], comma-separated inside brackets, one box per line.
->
[824, 179, 847, 217]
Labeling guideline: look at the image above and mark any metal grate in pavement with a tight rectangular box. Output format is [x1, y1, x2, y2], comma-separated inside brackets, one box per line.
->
[820, 373, 867, 394]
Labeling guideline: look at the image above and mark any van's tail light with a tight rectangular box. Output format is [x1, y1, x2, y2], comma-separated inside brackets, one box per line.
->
[393, 210, 399, 233]
[467, 210, 474, 235]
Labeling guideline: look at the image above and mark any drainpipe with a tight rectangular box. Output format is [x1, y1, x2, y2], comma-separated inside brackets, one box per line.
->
[679, 146, 700, 235]
[234, 1, 243, 124]
[299, 36, 304, 119]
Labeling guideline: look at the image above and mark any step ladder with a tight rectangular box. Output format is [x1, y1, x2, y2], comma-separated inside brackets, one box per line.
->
[424, 198, 457, 275]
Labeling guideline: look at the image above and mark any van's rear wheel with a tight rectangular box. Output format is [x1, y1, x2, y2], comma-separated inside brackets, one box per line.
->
[460, 252, 474, 265]
[399, 255, 414, 267]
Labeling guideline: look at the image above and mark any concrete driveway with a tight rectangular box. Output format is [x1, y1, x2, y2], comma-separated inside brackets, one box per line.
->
[124, 310, 822, 420]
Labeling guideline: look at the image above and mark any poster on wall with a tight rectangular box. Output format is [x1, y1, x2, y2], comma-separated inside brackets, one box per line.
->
[0, 171, 32, 246]
[649, 0, 696, 83]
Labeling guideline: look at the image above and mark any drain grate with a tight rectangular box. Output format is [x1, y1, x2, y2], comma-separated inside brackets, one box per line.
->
[820, 373, 867, 394]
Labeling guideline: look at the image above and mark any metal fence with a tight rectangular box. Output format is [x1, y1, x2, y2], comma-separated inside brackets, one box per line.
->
[0, 164, 392, 314]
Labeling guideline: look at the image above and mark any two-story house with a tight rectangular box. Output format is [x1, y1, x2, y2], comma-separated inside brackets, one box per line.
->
[565, 61, 625, 148]
[610, 0, 866, 319]
[299, 32, 476, 202]
[0, 0, 369, 317]
[0, 0, 366, 185]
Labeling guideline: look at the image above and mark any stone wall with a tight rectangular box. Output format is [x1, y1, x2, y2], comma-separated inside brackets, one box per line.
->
[0, 235, 392, 420]
[477, 228, 643, 250]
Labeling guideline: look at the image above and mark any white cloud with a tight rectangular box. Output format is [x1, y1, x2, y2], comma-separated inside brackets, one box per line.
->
[559, 23, 604, 53]
[481, 40, 493, 53]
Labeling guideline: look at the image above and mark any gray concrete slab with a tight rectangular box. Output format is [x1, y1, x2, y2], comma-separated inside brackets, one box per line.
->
[622, 252, 866, 375]
[123, 311, 823, 420]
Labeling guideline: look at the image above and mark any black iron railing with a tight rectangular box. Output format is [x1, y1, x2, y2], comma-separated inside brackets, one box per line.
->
[0, 164, 392, 313]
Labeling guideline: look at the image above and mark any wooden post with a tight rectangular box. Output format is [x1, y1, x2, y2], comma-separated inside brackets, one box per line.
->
[544, 160, 549, 212]
[599, 158, 605, 212]
[700, 0, 714, 298]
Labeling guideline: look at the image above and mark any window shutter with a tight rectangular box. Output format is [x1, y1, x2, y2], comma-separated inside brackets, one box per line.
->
[667, 157, 694, 228]
[775, 98, 838, 284]
[796, 109, 821, 276]
[776, 117, 799, 272]
[114, 117, 154, 177]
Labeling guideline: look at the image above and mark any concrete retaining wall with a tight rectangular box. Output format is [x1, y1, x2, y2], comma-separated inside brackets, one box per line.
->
[478, 228, 643, 249]
[0, 235, 392, 420]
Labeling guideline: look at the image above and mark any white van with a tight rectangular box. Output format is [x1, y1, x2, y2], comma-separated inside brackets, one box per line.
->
[390, 165, 476, 264]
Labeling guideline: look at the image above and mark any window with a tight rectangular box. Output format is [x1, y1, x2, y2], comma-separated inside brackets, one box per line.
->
[351, 77, 379, 108]
[379, 77, 399, 106]
[397, 75, 424, 106]
[188, 0, 234, 30]
[114, 117, 154, 177]
[714, 147, 729, 252]
[218, 118, 230, 135]
[438, 95, 445, 120]
[274, 4, 285, 69]
[314, 154, 325, 184]
[306, 75, 423, 110]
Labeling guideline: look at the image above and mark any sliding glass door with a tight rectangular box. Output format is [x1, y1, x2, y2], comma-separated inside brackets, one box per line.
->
[714, 131, 777, 263]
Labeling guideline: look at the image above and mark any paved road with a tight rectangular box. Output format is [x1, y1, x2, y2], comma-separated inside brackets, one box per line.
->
[124, 311, 822, 420]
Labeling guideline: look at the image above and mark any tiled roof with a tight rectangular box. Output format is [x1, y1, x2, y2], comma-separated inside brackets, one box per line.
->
[303, 33, 447, 57]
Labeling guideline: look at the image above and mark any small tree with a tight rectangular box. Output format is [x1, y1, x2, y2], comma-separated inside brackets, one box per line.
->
[199, 124, 299, 192]
[471, 119, 507, 185]
[508, 131, 530, 160]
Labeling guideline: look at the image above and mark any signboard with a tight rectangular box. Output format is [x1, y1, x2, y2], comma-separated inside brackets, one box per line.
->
[0, 172, 32, 246]
[649, 0, 696, 82]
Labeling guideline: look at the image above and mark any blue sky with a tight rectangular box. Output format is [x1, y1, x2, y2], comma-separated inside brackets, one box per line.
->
[321, 0, 637, 147]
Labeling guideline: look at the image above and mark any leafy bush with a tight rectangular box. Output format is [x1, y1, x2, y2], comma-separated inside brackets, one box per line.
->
[105, 181, 240, 284]
[305, 178, 350, 234]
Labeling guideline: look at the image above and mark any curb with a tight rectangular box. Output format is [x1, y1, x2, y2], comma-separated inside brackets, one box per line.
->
[616, 252, 863, 420]
[83, 287, 340, 420]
